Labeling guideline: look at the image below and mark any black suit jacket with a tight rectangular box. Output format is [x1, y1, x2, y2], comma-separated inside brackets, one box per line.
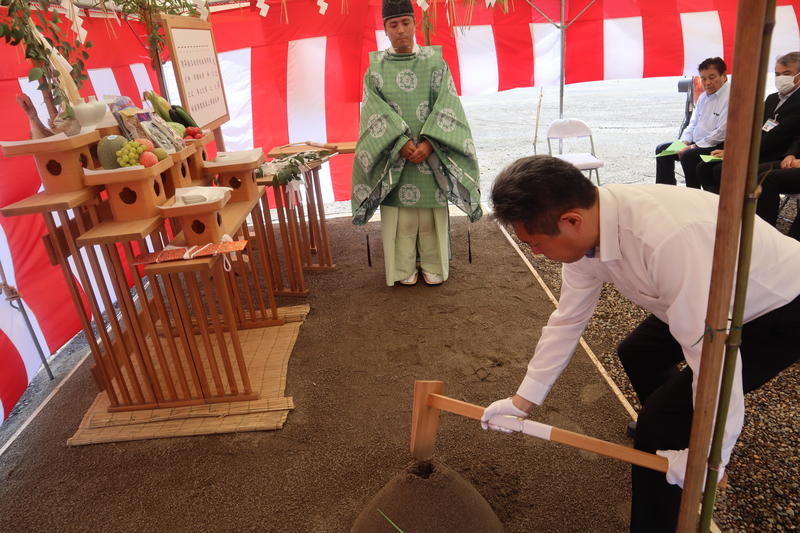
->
[761, 90, 800, 161]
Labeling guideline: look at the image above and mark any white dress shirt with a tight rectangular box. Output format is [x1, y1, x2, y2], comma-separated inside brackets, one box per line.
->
[680, 81, 730, 148]
[517, 184, 800, 473]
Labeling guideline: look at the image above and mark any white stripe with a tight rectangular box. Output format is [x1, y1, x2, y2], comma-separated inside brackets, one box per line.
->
[16, 77, 50, 132]
[454, 25, 499, 96]
[680, 11, 724, 76]
[375, 30, 391, 51]
[162, 61, 182, 106]
[0, 225, 49, 368]
[218, 48, 254, 151]
[603, 17, 644, 80]
[0, 396, 4, 424]
[87, 68, 121, 101]
[0, 223, 17, 287]
[287, 37, 333, 203]
[129, 63, 154, 99]
[66, 244, 118, 316]
[0, 299, 47, 382]
[531, 22, 561, 87]
[770, 6, 800, 62]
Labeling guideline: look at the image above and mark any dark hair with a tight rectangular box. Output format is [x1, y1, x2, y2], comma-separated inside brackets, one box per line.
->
[698, 57, 726, 76]
[777, 51, 800, 70]
[491, 155, 597, 235]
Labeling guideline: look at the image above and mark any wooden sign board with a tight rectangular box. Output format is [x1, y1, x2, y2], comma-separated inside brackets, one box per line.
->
[160, 14, 230, 132]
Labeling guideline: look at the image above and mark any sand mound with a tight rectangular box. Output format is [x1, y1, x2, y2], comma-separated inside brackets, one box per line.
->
[351, 459, 505, 533]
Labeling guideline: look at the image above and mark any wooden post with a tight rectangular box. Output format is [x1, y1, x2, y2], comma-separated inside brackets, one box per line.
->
[410, 380, 445, 460]
[676, 1, 774, 530]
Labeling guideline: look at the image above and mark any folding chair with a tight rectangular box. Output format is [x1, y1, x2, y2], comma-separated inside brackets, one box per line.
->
[546, 118, 604, 185]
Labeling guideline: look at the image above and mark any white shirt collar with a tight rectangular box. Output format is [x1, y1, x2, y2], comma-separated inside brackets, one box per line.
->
[596, 187, 622, 262]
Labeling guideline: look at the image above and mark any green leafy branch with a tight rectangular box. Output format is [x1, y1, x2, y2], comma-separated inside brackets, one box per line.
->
[0, 0, 93, 112]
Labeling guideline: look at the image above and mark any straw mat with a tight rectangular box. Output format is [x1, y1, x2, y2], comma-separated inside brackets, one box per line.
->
[67, 305, 309, 446]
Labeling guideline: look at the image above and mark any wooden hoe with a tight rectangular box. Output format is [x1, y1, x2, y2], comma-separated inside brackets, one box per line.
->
[410, 380, 726, 486]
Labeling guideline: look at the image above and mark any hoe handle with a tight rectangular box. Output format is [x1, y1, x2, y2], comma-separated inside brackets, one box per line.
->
[428, 393, 669, 473]
[413, 385, 726, 488]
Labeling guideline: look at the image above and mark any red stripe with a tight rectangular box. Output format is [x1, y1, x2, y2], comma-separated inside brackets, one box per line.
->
[565, 2, 605, 84]
[601, 0, 642, 19]
[0, 330, 28, 421]
[641, 4, 684, 77]
[325, 23, 363, 201]
[251, 42, 289, 208]
[428, 8, 463, 95]
[493, 12, 535, 91]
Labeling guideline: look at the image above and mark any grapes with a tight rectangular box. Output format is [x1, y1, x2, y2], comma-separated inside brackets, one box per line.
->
[115, 141, 147, 167]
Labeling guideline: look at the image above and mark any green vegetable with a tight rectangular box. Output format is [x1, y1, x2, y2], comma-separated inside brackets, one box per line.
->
[97, 135, 126, 169]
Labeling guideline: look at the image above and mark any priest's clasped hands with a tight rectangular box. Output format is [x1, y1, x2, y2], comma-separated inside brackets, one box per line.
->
[400, 139, 433, 164]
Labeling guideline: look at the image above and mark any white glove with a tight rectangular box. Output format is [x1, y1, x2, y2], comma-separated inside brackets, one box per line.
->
[481, 397, 529, 433]
[656, 448, 726, 488]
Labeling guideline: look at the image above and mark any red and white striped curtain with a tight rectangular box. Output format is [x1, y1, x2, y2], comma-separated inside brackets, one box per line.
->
[2, 0, 799, 422]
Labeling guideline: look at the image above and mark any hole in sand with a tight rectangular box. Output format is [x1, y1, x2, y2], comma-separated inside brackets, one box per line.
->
[410, 461, 434, 479]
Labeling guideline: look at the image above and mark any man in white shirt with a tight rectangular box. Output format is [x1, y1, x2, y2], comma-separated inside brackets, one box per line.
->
[656, 57, 730, 188]
[483, 155, 800, 532]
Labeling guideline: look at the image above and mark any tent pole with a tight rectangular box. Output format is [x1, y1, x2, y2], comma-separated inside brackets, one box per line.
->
[0, 259, 53, 380]
[675, 1, 774, 531]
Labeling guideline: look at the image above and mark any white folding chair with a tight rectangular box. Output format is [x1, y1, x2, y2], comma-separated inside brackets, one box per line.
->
[546, 118, 604, 185]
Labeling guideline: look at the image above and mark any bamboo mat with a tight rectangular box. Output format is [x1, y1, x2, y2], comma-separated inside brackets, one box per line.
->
[67, 304, 309, 446]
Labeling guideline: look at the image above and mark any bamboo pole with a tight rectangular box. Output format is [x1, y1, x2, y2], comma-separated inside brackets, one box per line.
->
[676, 1, 774, 530]
[696, 3, 776, 531]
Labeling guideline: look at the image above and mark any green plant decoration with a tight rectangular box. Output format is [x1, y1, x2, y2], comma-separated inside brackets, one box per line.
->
[0, 0, 93, 115]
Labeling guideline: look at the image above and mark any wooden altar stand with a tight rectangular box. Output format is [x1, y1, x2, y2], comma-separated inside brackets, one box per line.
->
[1, 136, 289, 415]
[265, 142, 355, 272]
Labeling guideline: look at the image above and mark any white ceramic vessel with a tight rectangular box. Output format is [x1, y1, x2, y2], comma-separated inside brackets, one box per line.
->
[72, 96, 107, 129]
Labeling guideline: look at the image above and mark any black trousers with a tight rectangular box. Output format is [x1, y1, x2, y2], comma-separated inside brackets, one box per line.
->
[617, 295, 800, 533]
[655, 142, 720, 187]
[695, 161, 723, 193]
[756, 162, 800, 240]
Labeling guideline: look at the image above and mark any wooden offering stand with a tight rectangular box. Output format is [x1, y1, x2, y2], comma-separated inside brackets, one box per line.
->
[1, 131, 100, 193]
[1, 131, 289, 412]
[162, 144, 196, 198]
[266, 142, 352, 271]
[159, 189, 230, 246]
[186, 130, 216, 186]
[83, 157, 171, 222]
[203, 149, 264, 203]
[256, 172, 308, 297]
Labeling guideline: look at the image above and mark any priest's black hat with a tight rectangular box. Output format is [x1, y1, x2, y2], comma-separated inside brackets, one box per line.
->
[383, 0, 414, 22]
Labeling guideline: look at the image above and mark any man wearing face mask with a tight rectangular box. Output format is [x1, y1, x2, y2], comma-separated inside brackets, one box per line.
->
[351, 0, 482, 287]
[655, 57, 729, 188]
[697, 51, 800, 193]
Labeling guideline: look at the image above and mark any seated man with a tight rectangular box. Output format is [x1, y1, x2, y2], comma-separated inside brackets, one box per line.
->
[750, 139, 800, 240]
[655, 57, 729, 188]
[697, 51, 800, 193]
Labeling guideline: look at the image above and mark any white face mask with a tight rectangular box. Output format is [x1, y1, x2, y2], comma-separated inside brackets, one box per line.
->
[775, 74, 797, 94]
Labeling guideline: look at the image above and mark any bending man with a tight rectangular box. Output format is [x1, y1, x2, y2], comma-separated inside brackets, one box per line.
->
[483, 155, 800, 532]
